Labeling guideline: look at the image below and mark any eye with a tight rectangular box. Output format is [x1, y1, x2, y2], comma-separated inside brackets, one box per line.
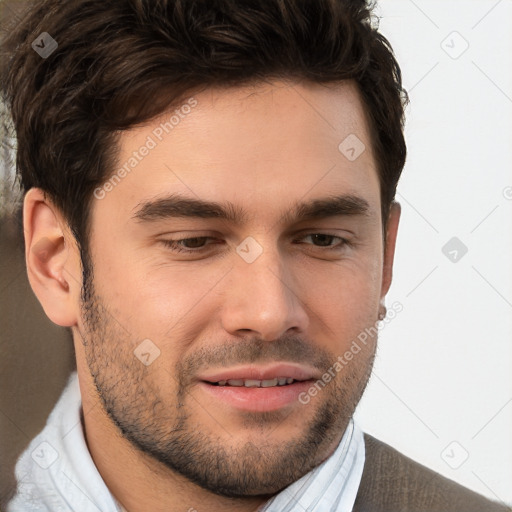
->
[160, 237, 215, 253]
[160, 233, 352, 255]
[296, 233, 351, 250]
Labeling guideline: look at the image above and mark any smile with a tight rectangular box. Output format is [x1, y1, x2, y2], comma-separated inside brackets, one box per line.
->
[210, 377, 300, 387]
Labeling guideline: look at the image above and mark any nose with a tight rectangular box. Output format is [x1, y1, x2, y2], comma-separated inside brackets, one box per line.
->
[220, 242, 310, 341]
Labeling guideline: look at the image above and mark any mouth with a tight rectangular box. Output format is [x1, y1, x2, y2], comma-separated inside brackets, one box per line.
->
[199, 362, 318, 384]
[207, 377, 303, 387]
[197, 364, 318, 412]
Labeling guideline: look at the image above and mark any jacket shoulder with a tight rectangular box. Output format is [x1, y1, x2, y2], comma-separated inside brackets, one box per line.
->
[352, 432, 511, 512]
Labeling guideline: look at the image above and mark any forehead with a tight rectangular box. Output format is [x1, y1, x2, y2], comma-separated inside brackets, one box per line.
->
[95, 79, 380, 228]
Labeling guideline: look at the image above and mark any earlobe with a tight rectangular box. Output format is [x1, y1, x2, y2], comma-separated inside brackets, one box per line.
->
[24, 188, 80, 327]
[380, 201, 401, 299]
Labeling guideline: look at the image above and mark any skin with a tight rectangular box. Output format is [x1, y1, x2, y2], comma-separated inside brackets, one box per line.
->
[24, 79, 400, 512]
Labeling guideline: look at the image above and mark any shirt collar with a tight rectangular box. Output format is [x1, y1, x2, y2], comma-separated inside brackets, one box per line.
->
[259, 417, 365, 512]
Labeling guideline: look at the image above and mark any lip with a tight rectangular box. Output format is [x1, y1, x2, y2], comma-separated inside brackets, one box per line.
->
[196, 363, 319, 413]
[198, 380, 315, 412]
[198, 363, 319, 383]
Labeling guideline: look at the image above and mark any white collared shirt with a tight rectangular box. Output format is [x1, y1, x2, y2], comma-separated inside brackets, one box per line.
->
[7, 372, 365, 512]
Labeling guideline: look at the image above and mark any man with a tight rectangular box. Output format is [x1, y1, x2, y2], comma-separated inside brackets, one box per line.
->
[1, 0, 509, 510]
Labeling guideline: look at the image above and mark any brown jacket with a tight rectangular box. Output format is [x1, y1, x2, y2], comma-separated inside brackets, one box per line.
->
[353, 433, 511, 512]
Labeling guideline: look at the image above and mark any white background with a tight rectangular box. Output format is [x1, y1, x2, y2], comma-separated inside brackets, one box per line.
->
[354, 0, 512, 505]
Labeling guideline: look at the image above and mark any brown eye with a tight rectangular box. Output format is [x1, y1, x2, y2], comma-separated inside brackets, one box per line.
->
[298, 233, 351, 250]
[309, 234, 336, 247]
[161, 237, 213, 253]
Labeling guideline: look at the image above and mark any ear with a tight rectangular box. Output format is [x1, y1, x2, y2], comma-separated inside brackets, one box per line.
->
[380, 201, 401, 299]
[23, 188, 82, 327]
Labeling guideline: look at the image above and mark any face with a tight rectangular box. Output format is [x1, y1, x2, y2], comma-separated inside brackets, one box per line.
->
[77, 79, 395, 497]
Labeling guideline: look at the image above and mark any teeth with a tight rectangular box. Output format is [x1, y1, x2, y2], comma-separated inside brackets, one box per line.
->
[244, 379, 261, 387]
[216, 377, 296, 387]
[227, 379, 244, 387]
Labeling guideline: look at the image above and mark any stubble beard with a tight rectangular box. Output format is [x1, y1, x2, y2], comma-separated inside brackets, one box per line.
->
[78, 257, 376, 498]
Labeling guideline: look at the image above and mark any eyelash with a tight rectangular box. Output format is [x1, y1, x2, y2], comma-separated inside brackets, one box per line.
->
[160, 233, 352, 254]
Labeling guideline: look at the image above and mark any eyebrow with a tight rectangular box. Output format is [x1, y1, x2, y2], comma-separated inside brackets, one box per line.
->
[132, 192, 371, 226]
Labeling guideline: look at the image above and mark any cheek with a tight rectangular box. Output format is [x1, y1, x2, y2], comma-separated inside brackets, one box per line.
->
[324, 274, 380, 343]
[299, 254, 383, 349]
[94, 255, 230, 343]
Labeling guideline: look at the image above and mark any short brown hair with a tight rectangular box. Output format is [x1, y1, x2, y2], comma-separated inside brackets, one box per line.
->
[1, 0, 408, 253]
